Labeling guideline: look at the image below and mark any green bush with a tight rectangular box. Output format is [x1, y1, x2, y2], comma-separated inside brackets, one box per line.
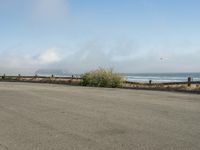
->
[81, 68, 123, 88]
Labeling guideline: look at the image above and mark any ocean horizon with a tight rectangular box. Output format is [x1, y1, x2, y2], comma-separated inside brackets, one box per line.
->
[122, 72, 200, 83]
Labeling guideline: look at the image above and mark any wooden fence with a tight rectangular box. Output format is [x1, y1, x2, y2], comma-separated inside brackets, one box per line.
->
[1, 74, 200, 94]
[1, 75, 199, 85]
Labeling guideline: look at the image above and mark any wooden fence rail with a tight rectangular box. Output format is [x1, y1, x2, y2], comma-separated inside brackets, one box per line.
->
[0, 75, 81, 80]
[1, 75, 200, 86]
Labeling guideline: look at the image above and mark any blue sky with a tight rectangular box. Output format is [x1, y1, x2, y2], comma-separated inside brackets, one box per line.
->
[0, 0, 200, 74]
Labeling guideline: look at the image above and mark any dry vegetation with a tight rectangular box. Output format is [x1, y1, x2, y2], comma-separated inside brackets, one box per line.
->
[123, 82, 200, 93]
[81, 68, 123, 88]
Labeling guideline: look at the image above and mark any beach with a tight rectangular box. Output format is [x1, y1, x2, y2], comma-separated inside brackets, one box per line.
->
[0, 82, 200, 150]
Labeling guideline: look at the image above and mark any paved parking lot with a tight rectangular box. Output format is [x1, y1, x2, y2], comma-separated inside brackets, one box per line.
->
[0, 82, 200, 150]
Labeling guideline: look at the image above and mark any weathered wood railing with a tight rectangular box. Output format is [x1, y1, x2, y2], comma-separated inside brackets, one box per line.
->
[1, 75, 200, 94]
[1, 75, 199, 86]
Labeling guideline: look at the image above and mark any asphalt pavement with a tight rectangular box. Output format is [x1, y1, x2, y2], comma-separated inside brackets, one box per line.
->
[0, 82, 200, 150]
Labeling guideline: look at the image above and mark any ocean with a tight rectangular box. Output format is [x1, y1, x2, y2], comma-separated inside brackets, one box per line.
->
[122, 73, 200, 83]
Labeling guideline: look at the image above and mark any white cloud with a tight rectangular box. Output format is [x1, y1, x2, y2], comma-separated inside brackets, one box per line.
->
[0, 40, 200, 75]
[0, 48, 62, 74]
[35, 49, 61, 65]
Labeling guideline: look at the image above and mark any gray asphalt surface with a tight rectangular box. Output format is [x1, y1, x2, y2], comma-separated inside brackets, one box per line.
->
[0, 82, 200, 150]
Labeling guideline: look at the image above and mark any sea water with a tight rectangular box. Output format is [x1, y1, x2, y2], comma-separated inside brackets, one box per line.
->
[122, 73, 200, 83]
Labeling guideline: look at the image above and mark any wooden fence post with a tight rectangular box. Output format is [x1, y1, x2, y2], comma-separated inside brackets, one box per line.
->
[149, 80, 152, 85]
[2, 74, 6, 80]
[188, 77, 192, 87]
[18, 74, 21, 80]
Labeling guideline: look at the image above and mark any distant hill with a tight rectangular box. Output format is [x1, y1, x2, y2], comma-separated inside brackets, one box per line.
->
[35, 69, 69, 76]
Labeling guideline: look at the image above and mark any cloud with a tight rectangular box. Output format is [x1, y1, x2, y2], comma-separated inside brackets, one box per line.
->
[62, 40, 200, 73]
[0, 48, 62, 74]
[35, 49, 61, 65]
[0, 39, 200, 75]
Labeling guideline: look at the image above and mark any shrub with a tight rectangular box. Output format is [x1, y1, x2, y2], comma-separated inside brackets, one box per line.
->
[81, 68, 123, 88]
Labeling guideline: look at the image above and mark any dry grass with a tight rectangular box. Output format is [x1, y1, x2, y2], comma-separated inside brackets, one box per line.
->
[81, 68, 123, 88]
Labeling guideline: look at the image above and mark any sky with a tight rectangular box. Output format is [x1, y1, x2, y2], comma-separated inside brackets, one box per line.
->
[0, 0, 200, 74]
